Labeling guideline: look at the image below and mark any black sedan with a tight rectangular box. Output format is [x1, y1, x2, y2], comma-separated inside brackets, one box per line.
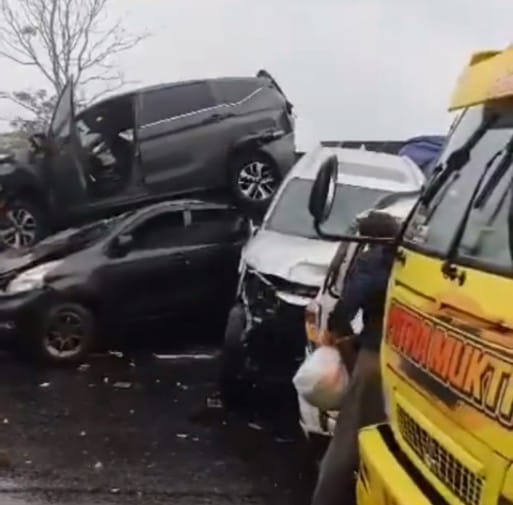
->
[0, 200, 249, 364]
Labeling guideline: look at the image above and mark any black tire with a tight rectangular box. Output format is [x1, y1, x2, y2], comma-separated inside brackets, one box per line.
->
[229, 151, 281, 215]
[31, 303, 96, 366]
[0, 198, 48, 250]
[219, 303, 252, 409]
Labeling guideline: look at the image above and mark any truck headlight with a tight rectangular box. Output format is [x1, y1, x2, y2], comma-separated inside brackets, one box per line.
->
[7, 260, 62, 294]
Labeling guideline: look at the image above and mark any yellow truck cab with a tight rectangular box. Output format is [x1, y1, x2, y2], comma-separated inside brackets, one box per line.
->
[357, 46, 513, 505]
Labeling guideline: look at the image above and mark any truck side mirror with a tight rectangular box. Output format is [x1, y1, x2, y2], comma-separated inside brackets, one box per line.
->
[309, 154, 338, 225]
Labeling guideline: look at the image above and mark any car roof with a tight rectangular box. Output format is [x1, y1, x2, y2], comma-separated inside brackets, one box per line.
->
[287, 145, 425, 193]
[88, 76, 266, 109]
[129, 199, 234, 218]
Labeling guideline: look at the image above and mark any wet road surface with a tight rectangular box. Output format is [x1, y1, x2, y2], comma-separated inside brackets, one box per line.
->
[0, 346, 317, 505]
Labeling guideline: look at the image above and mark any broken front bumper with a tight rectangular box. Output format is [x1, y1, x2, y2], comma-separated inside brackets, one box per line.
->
[241, 269, 318, 383]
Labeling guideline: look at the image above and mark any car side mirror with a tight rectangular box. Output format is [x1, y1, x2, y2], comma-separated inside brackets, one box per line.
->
[110, 233, 133, 257]
[309, 154, 338, 226]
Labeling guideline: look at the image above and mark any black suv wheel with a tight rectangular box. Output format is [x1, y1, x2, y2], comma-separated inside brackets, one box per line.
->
[230, 152, 281, 213]
[0, 199, 48, 250]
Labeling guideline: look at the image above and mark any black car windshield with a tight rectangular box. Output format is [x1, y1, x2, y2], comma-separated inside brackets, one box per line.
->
[38, 213, 129, 249]
[265, 178, 392, 239]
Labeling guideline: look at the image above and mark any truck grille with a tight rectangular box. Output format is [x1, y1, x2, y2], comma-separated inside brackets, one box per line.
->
[397, 406, 483, 505]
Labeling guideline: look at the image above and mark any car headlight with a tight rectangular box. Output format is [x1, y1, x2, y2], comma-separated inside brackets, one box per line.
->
[6, 260, 62, 294]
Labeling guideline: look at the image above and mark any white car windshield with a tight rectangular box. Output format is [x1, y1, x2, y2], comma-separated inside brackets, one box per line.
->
[265, 178, 392, 239]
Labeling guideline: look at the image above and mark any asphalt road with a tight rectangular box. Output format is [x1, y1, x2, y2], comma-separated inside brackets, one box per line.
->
[0, 344, 317, 505]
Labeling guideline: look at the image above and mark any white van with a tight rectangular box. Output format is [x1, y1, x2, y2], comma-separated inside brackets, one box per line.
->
[219, 145, 425, 406]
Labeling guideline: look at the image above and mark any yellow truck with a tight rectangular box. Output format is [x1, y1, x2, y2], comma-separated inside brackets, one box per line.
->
[306, 45, 513, 504]
[356, 47, 513, 505]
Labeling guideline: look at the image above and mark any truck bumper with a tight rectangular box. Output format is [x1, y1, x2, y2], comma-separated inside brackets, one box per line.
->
[357, 424, 433, 505]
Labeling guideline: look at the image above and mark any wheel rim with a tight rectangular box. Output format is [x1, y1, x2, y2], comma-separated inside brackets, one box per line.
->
[237, 161, 278, 201]
[0, 208, 37, 249]
[43, 310, 87, 360]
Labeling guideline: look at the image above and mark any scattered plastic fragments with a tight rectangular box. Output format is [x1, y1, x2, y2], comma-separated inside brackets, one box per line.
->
[206, 397, 223, 409]
[79, 431, 87, 437]
[93, 461, 103, 470]
[39, 382, 51, 388]
[108, 351, 124, 358]
[77, 363, 90, 372]
[113, 382, 132, 389]
[248, 422, 263, 431]
[176, 433, 188, 439]
[2, 418, 8, 425]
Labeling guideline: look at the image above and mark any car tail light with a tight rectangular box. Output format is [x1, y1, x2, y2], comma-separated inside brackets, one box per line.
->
[305, 300, 321, 345]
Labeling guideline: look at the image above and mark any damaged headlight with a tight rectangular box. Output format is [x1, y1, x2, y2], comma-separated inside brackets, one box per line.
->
[243, 268, 278, 319]
[7, 260, 62, 294]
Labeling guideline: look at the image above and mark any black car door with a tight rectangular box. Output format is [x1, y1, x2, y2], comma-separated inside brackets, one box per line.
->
[100, 209, 191, 324]
[137, 82, 228, 194]
[44, 80, 92, 219]
[175, 206, 250, 317]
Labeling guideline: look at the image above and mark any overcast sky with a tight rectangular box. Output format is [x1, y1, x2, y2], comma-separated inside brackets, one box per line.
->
[1, 0, 513, 148]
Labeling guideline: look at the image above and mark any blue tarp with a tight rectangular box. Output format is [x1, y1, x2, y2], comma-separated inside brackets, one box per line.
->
[399, 135, 446, 178]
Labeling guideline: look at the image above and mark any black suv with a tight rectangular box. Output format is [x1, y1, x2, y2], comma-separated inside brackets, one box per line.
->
[0, 70, 296, 248]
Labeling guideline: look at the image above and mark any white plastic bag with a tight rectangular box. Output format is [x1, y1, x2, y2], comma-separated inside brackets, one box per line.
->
[293, 346, 348, 411]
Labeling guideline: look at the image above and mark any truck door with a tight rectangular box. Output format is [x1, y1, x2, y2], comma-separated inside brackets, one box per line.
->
[45, 80, 91, 221]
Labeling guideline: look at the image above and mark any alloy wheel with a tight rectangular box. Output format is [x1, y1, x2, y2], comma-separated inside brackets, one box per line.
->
[237, 161, 278, 201]
[43, 310, 87, 360]
[0, 207, 37, 249]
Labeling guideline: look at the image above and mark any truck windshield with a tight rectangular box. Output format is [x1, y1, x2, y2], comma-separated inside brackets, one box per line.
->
[404, 103, 513, 273]
[265, 178, 391, 239]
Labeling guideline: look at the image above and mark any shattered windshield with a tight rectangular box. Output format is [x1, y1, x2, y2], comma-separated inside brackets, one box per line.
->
[265, 178, 392, 239]
[404, 103, 513, 271]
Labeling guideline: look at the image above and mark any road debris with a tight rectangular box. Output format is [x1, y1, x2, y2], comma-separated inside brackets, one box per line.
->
[39, 382, 51, 388]
[79, 430, 87, 437]
[154, 353, 215, 360]
[207, 397, 223, 409]
[108, 351, 124, 359]
[248, 422, 263, 431]
[93, 461, 104, 471]
[2, 418, 8, 425]
[176, 433, 188, 439]
[113, 382, 132, 389]
[77, 363, 90, 372]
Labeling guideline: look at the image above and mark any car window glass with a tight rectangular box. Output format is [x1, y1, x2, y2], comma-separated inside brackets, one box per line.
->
[130, 211, 185, 250]
[218, 79, 260, 104]
[404, 105, 513, 257]
[50, 82, 72, 139]
[265, 178, 393, 239]
[188, 208, 247, 244]
[456, 164, 513, 271]
[141, 82, 216, 125]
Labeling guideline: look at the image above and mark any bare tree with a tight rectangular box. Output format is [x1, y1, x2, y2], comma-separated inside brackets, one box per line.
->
[0, 0, 148, 132]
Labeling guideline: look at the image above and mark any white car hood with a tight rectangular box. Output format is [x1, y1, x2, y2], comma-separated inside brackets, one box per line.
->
[242, 230, 339, 287]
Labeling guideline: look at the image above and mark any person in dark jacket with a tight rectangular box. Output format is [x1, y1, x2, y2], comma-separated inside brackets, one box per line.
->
[311, 211, 400, 505]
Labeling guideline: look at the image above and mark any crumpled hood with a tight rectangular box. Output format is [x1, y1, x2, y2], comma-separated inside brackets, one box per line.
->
[242, 230, 339, 287]
[0, 227, 86, 277]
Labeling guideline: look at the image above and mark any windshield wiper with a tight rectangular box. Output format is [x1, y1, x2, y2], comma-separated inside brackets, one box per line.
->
[442, 132, 513, 281]
[421, 113, 498, 206]
[473, 135, 513, 209]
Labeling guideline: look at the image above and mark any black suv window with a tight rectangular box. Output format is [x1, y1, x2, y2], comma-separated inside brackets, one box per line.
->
[218, 79, 260, 104]
[141, 82, 216, 125]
